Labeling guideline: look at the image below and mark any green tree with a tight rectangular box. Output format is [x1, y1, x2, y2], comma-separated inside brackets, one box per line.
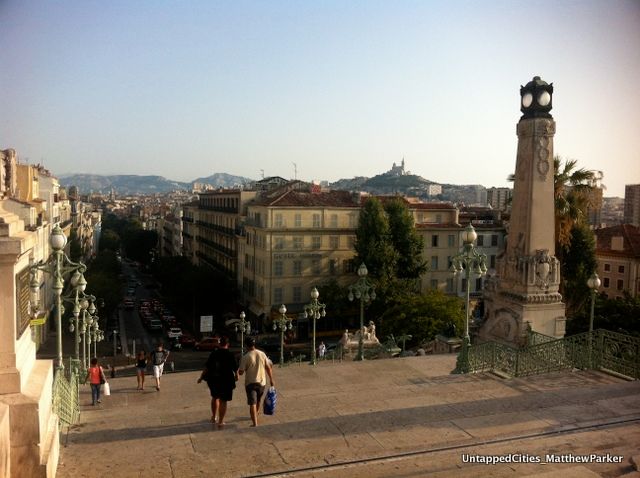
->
[561, 223, 597, 317]
[99, 229, 121, 252]
[379, 290, 465, 346]
[384, 198, 426, 280]
[354, 197, 397, 284]
[566, 292, 640, 337]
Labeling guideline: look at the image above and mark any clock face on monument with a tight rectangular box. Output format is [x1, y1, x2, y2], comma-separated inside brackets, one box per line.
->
[538, 91, 551, 106]
[522, 92, 533, 108]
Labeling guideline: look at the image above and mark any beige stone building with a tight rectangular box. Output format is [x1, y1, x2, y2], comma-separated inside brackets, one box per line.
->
[594, 224, 640, 299]
[239, 186, 360, 325]
[0, 149, 59, 476]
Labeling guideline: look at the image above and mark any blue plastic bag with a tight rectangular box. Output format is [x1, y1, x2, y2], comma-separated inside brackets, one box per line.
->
[263, 386, 277, 415]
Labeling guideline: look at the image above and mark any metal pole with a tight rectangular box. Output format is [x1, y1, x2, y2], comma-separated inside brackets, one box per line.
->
[357, 296, 364, 361]
[312, 311, 317, 365]
[279, 324, 284, 367]
[113, 331, 117, 357]
[464, 257, 471, 341]
[55, 254, 64, 370]
[93, 331, 98, 358]
[589, 289, 596, 367]
[240, 327, 244, 356]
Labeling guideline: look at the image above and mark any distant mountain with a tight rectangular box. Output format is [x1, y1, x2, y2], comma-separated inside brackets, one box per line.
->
[330, 173, 436, 195]
[60, 174, 190, 195]
[192, 173, 253, 188]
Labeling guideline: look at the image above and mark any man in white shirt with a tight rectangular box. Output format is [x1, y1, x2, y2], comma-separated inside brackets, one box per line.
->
[238, 338, 275, 427]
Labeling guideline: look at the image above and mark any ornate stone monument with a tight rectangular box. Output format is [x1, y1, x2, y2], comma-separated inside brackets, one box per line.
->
[480, 77, 566, 344]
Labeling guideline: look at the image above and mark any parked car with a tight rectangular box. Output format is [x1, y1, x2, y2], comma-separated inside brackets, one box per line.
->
[179, 333, 196, 348]
[167, 327, 183, 339]
[194, 337, 219, 351]
[148, 319, 163, 331]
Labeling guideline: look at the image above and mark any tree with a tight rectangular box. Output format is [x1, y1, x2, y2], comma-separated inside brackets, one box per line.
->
[561, 223, 597, 317]
[566, 292, 640, 337]
[354, 197, 397, 283]
[379, 290, 465, 346]
[99, 229, 121, 252]
[553, 157, 596, 249]
[384, 198, 427, 279]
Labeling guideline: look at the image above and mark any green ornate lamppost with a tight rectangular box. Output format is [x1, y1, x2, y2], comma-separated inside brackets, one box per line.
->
[303, 287, 326, 365]
[348, 263, 376, 361]
[451, 224, 487, 374]
[273, 304, 293, 367]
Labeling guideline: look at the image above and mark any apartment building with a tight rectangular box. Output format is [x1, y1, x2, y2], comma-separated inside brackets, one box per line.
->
[239, 186, 360, 324]
[594, 224, 640, 299]
[624, 184, 640, 227]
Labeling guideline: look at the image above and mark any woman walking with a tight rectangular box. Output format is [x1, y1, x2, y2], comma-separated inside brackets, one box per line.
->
[136, 350, 148, 390]
[86, 358, 107, 406]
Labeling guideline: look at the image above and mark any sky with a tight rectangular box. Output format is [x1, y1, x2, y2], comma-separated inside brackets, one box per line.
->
[1, 1, 638, 197]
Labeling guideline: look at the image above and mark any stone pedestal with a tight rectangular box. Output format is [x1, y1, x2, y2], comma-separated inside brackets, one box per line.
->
[479, 100, 566, 344]
[0, 204, 59, 477]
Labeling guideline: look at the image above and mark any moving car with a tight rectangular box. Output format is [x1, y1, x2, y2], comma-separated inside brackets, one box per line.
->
[194, 337, 219, 351]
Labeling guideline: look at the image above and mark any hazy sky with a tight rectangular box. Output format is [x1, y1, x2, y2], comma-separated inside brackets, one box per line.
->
[1, 1, 638, 196]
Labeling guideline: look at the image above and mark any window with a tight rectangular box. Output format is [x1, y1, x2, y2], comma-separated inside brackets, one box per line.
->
[330, 214, 338, 228]
[312, 214, 321, 228]
[329, 259, 337, 275]
[274, 214, 283, 228]
[431, 256, 439, 270]
[617, 279, 624, 291]
[436, 214, 442, 223]
[446, 278, 454, 293]
[447, 256, 452, 269]
[603, 278, 610, 288]
[292, 286, 301, 303]
[618, 265, 625, 273]
[348, 214, 356, 227]
[477, 235, 484, 246]
[293, 237, 303, 249]
[294, 214, 302, 227]
[432, 235, 439, 247]
[476, 278, 483, 291]
[490, 255, 496, 269]
[348, 236, 356, 248]
[461, 278, 467, 291]
[329, 236, 339, 249]
[312, 236, 321, 249]
[343, 259, 356, 273]
[274, 288, 283, 303]
[430, 279, 438, 290]
[312, 259, 321, 274]
[293, 260, 302, 275]
[491, 235, 498, 246]
[244, 253, 249, 269]
[275, 237, 284, 250]
[274, 261, 283, 276]
[604, 263, 610, 272]
[448, 234, 455, 247]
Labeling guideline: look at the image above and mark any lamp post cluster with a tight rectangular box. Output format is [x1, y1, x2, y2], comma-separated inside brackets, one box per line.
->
[451, 224, 487, 374]
[274, 304, 294, 367]
[29, 225, 87, 370]
[303, 287, 326, 365]
[348, 263, 376, 361]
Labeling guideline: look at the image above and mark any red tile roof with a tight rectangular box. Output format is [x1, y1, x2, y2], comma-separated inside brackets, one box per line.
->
[595, 224, 640, 257]
[253, 189, 360, 208]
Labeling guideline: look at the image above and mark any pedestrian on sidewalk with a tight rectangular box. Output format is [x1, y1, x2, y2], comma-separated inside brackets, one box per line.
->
[86, 358, 107, 406]
[150, 343, 170, 391]
[197, 336, 238, 428]
[318, 341, 326, 360]
[238, 337, 274, 427]
[136, 350, 148, 390]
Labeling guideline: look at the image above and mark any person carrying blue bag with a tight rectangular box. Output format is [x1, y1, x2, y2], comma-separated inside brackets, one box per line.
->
[238, 338, 275, 427]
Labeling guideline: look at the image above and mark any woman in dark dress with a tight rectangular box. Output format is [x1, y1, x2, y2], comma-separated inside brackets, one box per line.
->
[197, 336, 238, 428]
[136, 350, 147, 390]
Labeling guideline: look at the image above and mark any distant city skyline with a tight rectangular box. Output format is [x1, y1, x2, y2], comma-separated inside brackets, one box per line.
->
[1, 1, 638, 197]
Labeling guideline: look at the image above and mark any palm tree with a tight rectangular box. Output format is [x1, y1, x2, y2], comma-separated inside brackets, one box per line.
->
[553, 157, 596, 249]
[508, 155, 596, 249]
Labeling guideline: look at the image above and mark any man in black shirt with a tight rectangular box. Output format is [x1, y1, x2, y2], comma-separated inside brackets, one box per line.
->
[197, 337, 238, 428]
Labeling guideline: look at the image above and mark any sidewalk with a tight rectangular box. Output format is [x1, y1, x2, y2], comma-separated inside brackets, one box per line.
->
[54, 354, 640, 477]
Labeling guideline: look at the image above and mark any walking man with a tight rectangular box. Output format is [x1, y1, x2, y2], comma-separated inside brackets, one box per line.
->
[198, 336, 237, 428]
[150, 342, 170, 391]
[238, 337, 274, 427]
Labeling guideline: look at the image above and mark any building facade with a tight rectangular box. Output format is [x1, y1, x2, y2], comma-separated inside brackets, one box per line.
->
[239, 187, 361, 324]
[594, 224, 640, 299]
[624, 184, 640, 227]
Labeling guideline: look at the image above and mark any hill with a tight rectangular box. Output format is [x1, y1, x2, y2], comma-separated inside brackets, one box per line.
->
[60, 174, 190, 195]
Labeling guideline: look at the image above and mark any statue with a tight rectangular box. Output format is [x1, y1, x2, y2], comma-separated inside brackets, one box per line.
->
[367, 321, 377, 342]
[340, 329, 350, 348]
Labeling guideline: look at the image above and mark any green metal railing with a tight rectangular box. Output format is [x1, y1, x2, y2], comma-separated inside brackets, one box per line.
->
[465, 329, 640, 379]
[52, 358, 81, 427]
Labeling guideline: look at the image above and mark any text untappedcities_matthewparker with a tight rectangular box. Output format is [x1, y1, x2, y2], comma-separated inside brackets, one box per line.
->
[461, 453, 624, 465]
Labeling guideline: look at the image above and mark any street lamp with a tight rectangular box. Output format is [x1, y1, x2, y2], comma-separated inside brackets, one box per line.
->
[587, 272, 601, 334]
[236, 311, 251, 356]
[273, 304, 293, 367]
[303, 287, 326, 365]
[30, 224, 88, 370]
[451, 224, 487, 374]
[348, 263, 376, 361]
